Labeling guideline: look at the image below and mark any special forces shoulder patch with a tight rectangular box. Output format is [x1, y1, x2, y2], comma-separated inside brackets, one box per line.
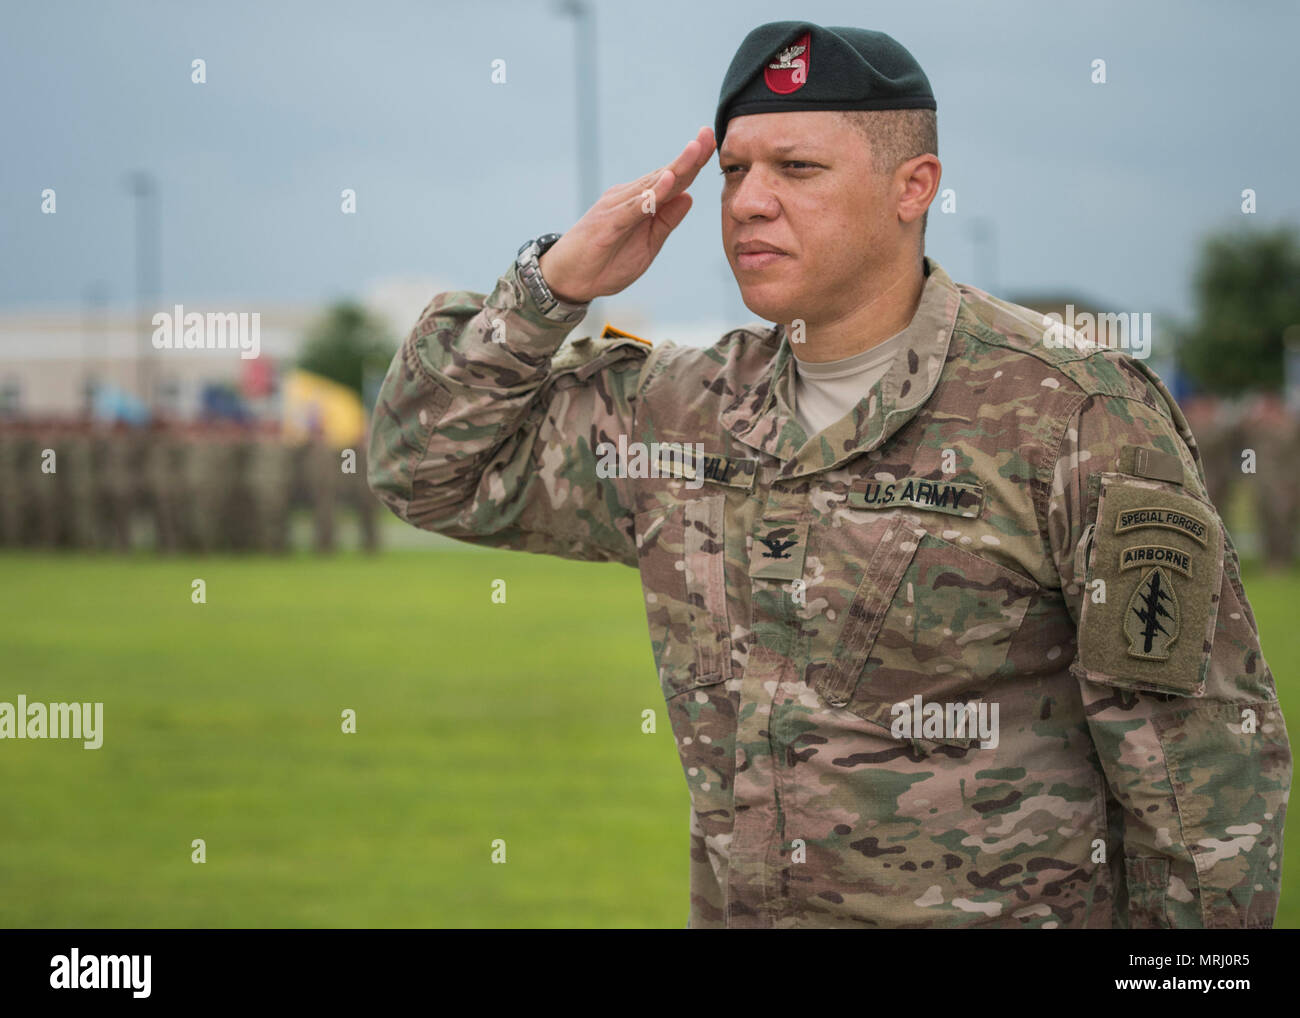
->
[1123, 563, 1180, 660]
[1076, 474, 1225, 695]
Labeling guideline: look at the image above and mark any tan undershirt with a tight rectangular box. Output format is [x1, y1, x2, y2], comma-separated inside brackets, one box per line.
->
[790, 326, 911, 439]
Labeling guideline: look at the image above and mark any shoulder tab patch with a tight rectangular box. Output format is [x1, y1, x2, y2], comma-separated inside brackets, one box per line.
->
[1075, 474, 1224, 695]
[1114, 504, 1208, 545]
[551, 328, 650, 378]
[1120, 445, 1184, 485]
[601, 322, 652, 346]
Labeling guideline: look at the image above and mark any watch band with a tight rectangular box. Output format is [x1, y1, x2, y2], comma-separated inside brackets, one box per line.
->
[516, 233, 587, 320]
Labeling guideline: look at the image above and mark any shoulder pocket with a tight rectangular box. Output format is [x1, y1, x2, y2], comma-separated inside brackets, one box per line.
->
[1074, 473, 1224, 696]
[550, 333, 649, 380]
[633, 496, 732, 699]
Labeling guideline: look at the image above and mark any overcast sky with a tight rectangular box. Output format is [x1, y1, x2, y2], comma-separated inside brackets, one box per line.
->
[2, 0, 1297, 340]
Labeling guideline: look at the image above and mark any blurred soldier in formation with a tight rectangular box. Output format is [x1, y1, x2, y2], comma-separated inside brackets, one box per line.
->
[1181, 395, 1244, 510]
[1, 419, 56, 547]
[92, 422, 134, 551]
[182, 421, 235, 553]
[225, 423, 256, 552]
[1245, 392, 1300, 569]
[50, 420, 96, 548]
[0, 421, 25, 546]
[246, 422, 293, 553]
[339, 440, 377, 553]
[303, 435, 338, 553]
[0, 416, 379, 554]
[141, 420, 183, 552]
[300, 433, 379, 554]
[0, 421, 29, 546]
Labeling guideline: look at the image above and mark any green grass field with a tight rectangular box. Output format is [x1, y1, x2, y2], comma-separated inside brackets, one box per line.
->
[1, 546, 1297, 928]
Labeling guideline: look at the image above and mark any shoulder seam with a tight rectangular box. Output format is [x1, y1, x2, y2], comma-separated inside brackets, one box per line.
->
[955, 316, 1136, 401]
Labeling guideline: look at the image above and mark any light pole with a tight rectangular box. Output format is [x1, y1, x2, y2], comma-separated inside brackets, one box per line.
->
[80, 281, 109, 418]
[967, 217, 998, 294]
[555, 0, 601, 325]
[555, 0, 598, 218]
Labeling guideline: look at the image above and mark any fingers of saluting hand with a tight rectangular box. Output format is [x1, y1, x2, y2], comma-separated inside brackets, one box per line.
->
[611, 126, 716, 223]
[654, 126, 716, 206]
[649, 191, 694, 246]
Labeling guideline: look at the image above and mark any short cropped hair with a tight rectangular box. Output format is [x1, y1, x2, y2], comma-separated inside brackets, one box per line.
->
[837, 109, 938, 244]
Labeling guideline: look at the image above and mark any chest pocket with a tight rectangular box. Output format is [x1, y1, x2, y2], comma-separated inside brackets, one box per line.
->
[633, 496, 732, 699]
[806, 515, 1039, 746]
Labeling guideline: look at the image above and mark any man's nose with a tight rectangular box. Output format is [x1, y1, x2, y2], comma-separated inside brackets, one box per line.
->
[726, 168, 780, 221]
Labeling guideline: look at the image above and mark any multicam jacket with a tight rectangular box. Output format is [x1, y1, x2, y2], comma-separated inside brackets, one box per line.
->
[368, 255, 1291, 928]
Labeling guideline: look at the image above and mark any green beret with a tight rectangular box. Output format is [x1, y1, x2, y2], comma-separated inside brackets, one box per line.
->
[714, 22, 936, 148]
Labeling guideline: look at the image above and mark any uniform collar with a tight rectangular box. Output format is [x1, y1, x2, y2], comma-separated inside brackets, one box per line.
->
[719, 256, 963, 478]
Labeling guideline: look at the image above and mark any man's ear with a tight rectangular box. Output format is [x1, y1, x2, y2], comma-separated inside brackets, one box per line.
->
[897, 154, 941, 226]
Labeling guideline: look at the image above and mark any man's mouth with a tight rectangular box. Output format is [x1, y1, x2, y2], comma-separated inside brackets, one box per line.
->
[735, 243, 789, 270]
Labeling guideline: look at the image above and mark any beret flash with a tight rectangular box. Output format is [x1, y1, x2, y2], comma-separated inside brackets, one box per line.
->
[715, 22, 936, 148]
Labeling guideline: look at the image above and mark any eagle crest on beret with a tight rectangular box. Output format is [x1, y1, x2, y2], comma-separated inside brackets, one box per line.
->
[768, 44, 806, 70]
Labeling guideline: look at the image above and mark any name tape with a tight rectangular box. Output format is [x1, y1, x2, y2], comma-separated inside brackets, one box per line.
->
[848, 479, 984, 518]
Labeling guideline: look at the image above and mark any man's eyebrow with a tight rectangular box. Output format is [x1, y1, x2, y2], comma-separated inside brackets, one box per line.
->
[718, 142, 816, 162]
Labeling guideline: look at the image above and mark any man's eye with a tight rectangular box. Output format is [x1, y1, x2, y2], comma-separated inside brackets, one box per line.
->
[719, 162, 817, 176]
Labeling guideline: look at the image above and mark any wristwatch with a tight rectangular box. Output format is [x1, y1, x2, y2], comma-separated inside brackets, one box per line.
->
[516, 233, 587, 319]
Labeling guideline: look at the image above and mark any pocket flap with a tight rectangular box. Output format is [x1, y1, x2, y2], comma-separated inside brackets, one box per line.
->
[810, 516, 920, 708]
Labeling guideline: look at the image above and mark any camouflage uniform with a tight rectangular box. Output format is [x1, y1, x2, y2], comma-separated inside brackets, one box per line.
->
[1246, 395, 1300, 569]
[141, 427, 183, 552]
[0, 426, 23, 546]
[92, 428, 134, 551]
[369, 257, 1291, 928]
[53, 425, 96, 548]
[13, 424, 57, 547]
[245, 432, 293, 553]
[1181, 397, 1243, 512]
[339, 442, 378, 553]
[224, 428, 255, 552]
[304, 438, 338, 553]
[182, 430, 235, 553]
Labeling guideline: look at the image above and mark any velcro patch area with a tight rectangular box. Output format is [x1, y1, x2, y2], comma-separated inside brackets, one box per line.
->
[1076, 474, 1224, 695]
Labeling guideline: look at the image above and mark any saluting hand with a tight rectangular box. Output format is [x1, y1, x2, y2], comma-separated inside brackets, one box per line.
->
[538, 126, 716, 303]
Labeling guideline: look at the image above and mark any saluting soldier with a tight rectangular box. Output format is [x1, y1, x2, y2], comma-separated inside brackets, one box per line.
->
[368, 22, 1290, 928]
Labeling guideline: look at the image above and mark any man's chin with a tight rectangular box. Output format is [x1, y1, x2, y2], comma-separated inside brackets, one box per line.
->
[737, 286, 799, 326]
